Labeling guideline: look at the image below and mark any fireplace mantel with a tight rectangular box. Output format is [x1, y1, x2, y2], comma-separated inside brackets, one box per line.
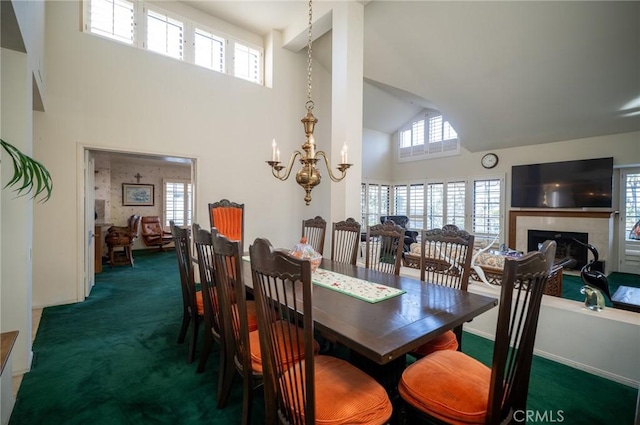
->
[508, 210, 616, 272]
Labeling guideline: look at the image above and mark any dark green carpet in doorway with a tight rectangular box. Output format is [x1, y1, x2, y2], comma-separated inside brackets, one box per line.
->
[10, 250, 638, 424]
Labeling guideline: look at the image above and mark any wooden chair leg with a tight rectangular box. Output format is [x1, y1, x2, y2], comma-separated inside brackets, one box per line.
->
[196, 329, 212, 373]
[216, 345, 235, 408]
[177, 309, 190, 344]
[188, 316, 199, 364]
[108, 247, 115, 267]
[240, 372, 254, 425]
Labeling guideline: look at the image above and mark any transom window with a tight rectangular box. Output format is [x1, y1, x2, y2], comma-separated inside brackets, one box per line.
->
[84, 0, 264, 85]
[398, 111, 460, 162]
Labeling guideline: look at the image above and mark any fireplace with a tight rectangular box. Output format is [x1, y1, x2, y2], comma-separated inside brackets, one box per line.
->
[527, 230, 588, 270]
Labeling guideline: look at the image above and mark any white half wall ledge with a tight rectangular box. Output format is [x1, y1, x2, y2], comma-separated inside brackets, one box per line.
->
[466, 283, 640, 388]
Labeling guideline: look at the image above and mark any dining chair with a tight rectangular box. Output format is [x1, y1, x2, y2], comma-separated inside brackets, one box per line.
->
[301, 215, 326, 255]
[365, 220, 405, 275]
[398, 240, 557, 425]
[411, 224, 475, 357]
[210, 231, 261, 423]
[249, 237, 393, 425]
[191, 223, 225, 377]
[208, 199, 244, 249]
[330, 218, 361, 265]
[170, 221, 203, 364]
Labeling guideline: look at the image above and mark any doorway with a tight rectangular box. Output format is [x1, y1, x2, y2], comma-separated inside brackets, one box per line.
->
[81, 147, 197, 300]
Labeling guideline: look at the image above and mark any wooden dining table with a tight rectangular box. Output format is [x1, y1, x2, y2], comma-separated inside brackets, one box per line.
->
[241, 257, 498, 405]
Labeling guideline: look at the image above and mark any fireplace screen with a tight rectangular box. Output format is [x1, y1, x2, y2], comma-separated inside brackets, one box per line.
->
[527, 230, 588, 270]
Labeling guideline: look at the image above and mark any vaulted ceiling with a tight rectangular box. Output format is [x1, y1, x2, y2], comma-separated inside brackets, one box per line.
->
[182, 1, 640, 152]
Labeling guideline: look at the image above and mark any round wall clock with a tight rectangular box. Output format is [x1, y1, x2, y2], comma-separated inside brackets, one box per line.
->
[481, 153, 499, 169]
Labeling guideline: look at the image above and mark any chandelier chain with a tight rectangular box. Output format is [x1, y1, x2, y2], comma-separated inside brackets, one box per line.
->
[306, 0, 313, 110]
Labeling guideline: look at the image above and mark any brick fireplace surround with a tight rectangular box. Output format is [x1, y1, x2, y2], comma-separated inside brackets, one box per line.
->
[508, 210, 615, 272]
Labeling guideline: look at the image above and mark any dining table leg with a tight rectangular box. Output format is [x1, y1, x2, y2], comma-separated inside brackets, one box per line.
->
[348, 351, 406, 425]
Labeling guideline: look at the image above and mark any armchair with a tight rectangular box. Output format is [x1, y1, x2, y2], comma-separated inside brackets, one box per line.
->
[105, 214, 141, 267]
[380, 215, 419, 253]
[140, 216, 173, 251]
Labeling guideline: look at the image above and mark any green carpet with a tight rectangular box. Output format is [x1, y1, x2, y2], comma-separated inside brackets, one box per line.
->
[562, 272, 640, 307]
[10, 251, 638, 424]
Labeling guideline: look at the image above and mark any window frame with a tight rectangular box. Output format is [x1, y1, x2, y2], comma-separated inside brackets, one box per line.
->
[397, 110, 460, 163]
[83, 0, 264, 85]
[163, 178, 192, 228]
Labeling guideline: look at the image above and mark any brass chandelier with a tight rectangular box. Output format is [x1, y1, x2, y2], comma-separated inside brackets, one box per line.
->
[266, 0, 352, 205]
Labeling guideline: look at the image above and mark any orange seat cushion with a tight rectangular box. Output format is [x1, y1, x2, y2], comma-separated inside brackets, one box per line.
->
[410, 330, 459, 357]
[195, 291, 204, 315]
[399, 350, 491, 424]
[281, 355, 393, 425]
[248, 320, 319, 374]
[212, 207, 243, 242]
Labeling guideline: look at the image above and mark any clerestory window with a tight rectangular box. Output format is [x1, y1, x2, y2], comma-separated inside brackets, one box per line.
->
[84, 0, 264, 85]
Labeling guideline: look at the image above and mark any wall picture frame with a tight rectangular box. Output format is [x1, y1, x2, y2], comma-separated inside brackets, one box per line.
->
[122, 183, 154, 206]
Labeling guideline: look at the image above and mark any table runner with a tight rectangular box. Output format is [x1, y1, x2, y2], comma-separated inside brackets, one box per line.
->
[243, 256, 405, 303]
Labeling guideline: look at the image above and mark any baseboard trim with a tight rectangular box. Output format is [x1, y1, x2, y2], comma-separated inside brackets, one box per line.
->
[464, 328, 639, 388]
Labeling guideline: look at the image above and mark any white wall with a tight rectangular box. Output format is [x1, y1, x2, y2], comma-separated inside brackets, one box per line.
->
[362, 128, 392, 181]
[32, 1, 336, 308]
[466, 284, 640, 387]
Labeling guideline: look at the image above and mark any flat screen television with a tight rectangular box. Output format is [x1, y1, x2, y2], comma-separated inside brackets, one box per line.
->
[511, 157, 613, 208]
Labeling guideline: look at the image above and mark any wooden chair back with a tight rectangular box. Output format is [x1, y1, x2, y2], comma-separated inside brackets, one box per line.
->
[211, 231, 256, 408]
[365, 221, 405, 275]
[419, 224, 475, 290]
[330, 218, 361, 265]
[249, 237, 315, 425]
[209, 199, 244, 249]
[191, 224, 224, 349]
[487, 240, 556, 423]
[170, 221, 199, 362]
[301, 216, 326, 255]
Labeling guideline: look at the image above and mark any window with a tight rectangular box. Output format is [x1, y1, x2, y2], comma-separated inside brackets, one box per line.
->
[472, 179, 502, 236]
[88, 0, 134, 44]
[84, 0, 264, 85]
[398, 111, 460, 162]
[623, 172, 640, 240]
[369, 176, 503, 238]
[408, 184, 424, 229]
[194, 27, 225, 72]
[145, 8, 184, 60]
[362, 183, 391, 228]
[164, 179, 191, 227]
[425, 183, 444, 230]
[446, 181, 466, 229]
[234, 42, 262, 84]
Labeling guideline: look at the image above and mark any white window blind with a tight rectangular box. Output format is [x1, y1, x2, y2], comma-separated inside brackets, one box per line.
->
[473, 179, 501, 235]
[146, 8, 184, 60]
[363, 183, 391, 228]
[394, 185, 408, 216]
[425, 183, 444, 230]
[89, 0, 134, 44]
[194, 27, 225, 72]
[408, 184, 424, 229]
[234, 42, 262, 84]
[164, 180, 191, 227]
[85, 0, 264, 85]
[446, 181, 466, 229]
[398, 111, 459, 162]
[624, 173, 640, 239]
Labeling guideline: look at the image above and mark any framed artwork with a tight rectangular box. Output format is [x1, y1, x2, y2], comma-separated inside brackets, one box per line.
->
[122, 183, 154, 206]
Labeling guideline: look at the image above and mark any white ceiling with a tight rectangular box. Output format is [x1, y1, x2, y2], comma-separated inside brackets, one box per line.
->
[181, 1, 639, 152]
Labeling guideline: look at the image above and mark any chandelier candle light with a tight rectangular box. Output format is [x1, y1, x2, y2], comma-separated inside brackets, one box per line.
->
[266, 0, 352, 205]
